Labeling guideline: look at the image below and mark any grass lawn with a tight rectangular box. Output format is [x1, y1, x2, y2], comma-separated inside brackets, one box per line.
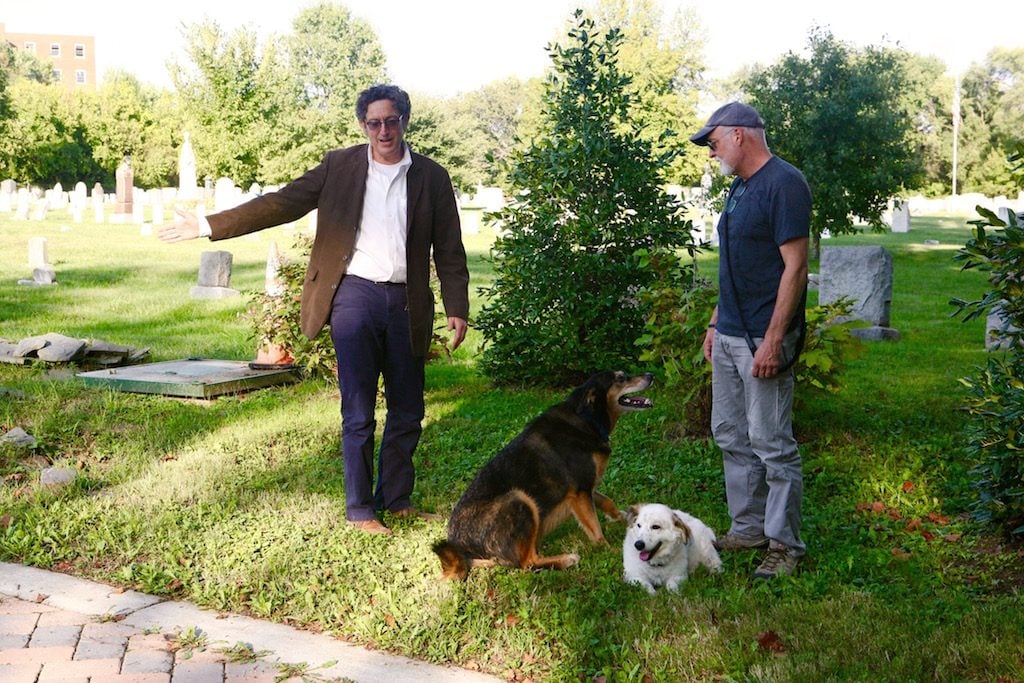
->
[1, 208, 1022, 682]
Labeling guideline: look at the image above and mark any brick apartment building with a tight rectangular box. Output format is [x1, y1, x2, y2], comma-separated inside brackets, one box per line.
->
[0, 22, 97, 91]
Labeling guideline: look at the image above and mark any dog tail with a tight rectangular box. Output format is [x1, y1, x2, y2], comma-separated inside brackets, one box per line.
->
[432, 540, 473, 581]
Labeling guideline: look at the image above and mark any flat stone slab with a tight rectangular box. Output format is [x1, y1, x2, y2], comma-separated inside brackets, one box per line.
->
[0, 562, 160, 616]
[77, 358, 298, 399]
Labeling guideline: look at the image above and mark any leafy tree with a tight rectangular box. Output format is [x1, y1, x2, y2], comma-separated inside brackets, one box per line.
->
[897, 53, 956, 197]
[445, 77, 540, 190]
[744, 28, 922, 254]
[261, 2, 388, 181]
[586, 0, 707, 185]
[959, 48, 1024, 196]
[403, 92, 478, 192]
[170, 19, 288, 186]
[475, 11, 697, 385]
[0, 80, 101, 185]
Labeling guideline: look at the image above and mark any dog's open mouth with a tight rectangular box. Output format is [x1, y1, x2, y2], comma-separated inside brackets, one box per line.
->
[638, 541, 662, 562]
[618, 395, 653, 410]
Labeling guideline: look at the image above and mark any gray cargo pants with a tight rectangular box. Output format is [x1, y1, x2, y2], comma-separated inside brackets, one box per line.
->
[710, 330, 805, 555]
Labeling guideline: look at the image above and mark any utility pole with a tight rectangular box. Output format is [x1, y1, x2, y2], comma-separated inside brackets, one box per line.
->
[952, 75, 961, 197]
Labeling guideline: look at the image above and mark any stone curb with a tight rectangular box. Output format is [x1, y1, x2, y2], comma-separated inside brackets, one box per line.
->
[1, 562, 499, 683]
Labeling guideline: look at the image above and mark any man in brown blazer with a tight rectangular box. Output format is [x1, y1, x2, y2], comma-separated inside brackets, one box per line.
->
[159, 84, 470, 535]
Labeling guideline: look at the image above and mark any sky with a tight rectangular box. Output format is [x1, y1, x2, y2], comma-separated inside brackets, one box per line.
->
[3, 0, 1023, 98]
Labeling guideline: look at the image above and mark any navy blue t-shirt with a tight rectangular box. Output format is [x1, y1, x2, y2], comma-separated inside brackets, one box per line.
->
[716, 156, 811, 338]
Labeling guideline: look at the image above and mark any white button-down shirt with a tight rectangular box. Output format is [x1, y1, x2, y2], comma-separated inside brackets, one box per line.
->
[346, 144, 412, 283]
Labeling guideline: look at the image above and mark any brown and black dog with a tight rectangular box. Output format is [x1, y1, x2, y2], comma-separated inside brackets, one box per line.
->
[433, 371, 654, 580]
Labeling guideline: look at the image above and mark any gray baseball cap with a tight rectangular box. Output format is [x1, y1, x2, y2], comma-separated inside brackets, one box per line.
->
[689, 102, 765, 146]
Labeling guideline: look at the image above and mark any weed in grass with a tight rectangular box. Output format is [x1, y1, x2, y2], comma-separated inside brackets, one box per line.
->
[171, 625, 208, 656]
[217, 640, 270, 663]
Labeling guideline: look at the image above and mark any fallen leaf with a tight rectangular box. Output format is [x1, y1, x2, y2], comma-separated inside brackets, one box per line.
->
[887, 507, 902, 520]
[926, 512, 950, 525]
[757, 630, 786, 654]
[920, 530, 935, 542]
[871, 501, 885, 514]
[906, 518, 922, 531]
[384, 613, 396, 628]
[943, 534, 963, 543]
[891, 547, 911, 560]
[505, 614, 521, 627]
[34, 593, 48, 603]
[902, 481, 915, 492]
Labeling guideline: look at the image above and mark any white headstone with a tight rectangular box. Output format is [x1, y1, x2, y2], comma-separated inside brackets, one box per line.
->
[28, 237, 49, 269]
[179, 131, 198, 200]
[891, 200, 910, 233]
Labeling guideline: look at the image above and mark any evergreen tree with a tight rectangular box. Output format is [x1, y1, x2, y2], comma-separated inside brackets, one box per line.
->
[476, 11, 697, 385]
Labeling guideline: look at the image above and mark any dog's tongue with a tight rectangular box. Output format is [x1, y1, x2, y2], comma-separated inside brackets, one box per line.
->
[639, 550, 652, 562]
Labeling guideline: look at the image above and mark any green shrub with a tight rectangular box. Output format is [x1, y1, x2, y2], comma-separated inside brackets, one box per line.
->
[475, 11, 698, 386]
[247, 235, 337, 383]
[952, 206, 1024, 537]
[635, 247, 865, 436]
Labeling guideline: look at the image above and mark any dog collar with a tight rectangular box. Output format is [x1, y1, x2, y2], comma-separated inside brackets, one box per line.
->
[580, 407, 610, 442]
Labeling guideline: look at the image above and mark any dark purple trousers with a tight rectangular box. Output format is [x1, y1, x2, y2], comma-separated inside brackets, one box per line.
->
[329, 275, 425, 521]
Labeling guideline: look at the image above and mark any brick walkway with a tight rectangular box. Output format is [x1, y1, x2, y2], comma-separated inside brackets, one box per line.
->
[1, 562, 499, 683]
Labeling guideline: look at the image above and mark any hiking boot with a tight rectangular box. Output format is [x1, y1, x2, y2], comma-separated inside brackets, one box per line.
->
[714, 532, 770, 551]
[753, 543, 800, 579]
[348, 518, 392, 535]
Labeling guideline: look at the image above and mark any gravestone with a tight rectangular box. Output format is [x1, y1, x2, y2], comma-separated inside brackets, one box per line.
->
[891, 200, 910, 233]
[14, 189, 30, 220]
[115, 157, 133, 216]
[18, 237, 57, 286]
[214, 177, 242, 212]
[986, 305, 1021, 351]
[92, 184, 105, 223]
[0, 190, 10, 213]
[819, 245, 899, 341]
[30, 197, 48, 221]
[265, 241, 284, 296]
[132, 187, 146, 224]
[190, 251, 240, 299]
[1, 179, 16, 194]
[178, 131, 198, 200]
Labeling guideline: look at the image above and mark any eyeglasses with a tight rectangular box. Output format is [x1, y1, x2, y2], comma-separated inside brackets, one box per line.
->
[726, 181, 746, 214]
[364, 116, 404, 132]
[707, 127, 735, 152]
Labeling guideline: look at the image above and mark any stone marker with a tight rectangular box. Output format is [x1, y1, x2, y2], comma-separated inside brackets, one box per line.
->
[190, 251, 240, 299]
[986, 305, 1021, 351]
[891, 199, 910, 233]
[179, 131, 198, 200]
[115, 157, 133, 216]
[819, 245, 900, 341]
[18, 237, 57, 286]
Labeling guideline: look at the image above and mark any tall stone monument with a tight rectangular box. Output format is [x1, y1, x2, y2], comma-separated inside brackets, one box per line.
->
[178, 131, 198, 200]
[115, 157, 133, 216]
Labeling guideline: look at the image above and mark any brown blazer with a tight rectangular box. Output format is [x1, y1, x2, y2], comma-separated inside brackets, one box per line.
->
[207, 144, 470, 356]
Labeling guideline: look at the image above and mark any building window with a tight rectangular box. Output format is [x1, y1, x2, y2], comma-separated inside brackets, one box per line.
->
[75, 70, 86, 84]
[24, 41, 35, 52]
[75, 44, 85, 58]
[52, 68, 62, 82]
[50, 43, 60, 57]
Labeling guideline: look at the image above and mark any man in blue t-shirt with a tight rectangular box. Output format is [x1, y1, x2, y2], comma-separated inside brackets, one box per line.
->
[690, 102, 812, 579]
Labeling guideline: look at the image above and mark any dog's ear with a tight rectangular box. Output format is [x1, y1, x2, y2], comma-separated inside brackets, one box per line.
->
[672, 512, 692, 544]
[625, 504, 641, 526]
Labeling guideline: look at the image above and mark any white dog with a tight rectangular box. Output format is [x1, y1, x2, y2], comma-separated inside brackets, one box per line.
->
[623, 503, 723, 594]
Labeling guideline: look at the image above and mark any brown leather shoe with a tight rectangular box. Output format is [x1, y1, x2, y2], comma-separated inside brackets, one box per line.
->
[391, 508, 441, 522]
[348, 518, 392, 535]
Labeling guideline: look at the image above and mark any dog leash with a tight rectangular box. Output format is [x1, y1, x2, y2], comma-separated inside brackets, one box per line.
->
[720, 180, 805, 374]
